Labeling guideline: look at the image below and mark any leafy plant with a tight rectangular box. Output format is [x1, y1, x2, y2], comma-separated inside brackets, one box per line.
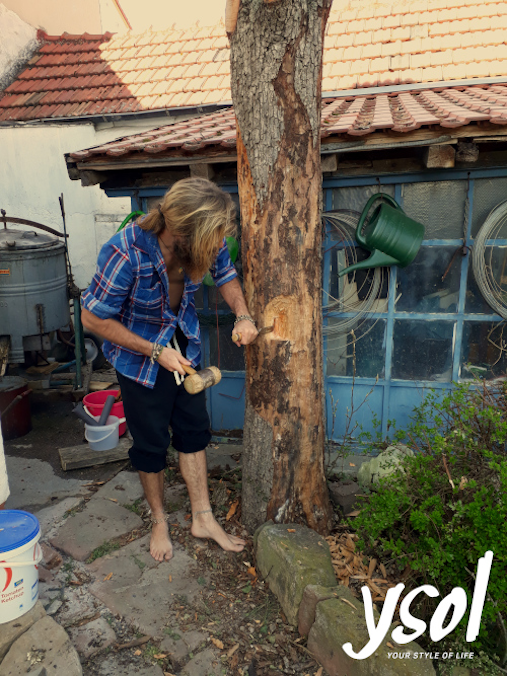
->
[352, 381, 507, 668]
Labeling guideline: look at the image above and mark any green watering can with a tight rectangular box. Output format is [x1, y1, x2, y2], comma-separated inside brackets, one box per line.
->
[203, 236, 239, 286]
[338, 193, 425, 277]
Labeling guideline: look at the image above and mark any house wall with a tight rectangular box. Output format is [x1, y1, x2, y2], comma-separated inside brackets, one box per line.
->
[1, 0, 125, 35]
[0, 113, 200, 289]
[0, 4, 38, 91]
[0, 123, 131, 289]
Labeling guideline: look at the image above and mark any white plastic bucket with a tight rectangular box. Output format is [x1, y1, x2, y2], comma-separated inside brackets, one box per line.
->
[0, 510, 42, 624]
[85, 414, 120, 451]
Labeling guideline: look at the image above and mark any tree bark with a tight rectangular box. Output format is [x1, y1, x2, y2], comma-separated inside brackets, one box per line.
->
[228, 0, 333, 535]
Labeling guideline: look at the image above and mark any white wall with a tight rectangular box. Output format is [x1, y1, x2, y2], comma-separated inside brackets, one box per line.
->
[0, 123, 131, 289]
[0, 3, 38, 90]
[1, 0, 102, 35]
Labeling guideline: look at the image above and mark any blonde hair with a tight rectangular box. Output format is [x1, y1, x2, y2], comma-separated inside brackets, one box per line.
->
[138, 178, 237, 280]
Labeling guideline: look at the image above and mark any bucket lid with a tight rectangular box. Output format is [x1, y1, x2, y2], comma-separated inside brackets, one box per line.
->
[0, 510, 40, 553]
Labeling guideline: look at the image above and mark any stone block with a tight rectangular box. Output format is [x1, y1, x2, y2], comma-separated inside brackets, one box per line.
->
[328, 480, 360, 513]
[57, 587, 100, 628]
[181, 648, 221, 676]
[68, 617, 116, 658]
[98, 659, 164, 676]
[0, 601, 46, 661]
[307, 597, 435, 676]
[0, 616, 82, 676]
[40, 543, 62, 571]
[357, 445, 414, 489]
[92, 471, 144, 504]
[254, 522, 336, 625]
[35, 497, 84, 539]
[87, 536, 202, 637]
[49, 498, 143, 561]
[160, 629, 207, 663]
[298, 584, 344, 637]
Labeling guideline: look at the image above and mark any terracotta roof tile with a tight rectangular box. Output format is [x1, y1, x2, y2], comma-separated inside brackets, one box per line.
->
[4, 4, 507, 122]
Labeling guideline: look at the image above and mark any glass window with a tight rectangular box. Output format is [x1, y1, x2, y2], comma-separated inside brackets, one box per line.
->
[208, 324, 245, 371]
[461, 321, 507, 379]
[466, 260, 501, 315]
[392, 319, 455, 381]
[401, 180, 467, 240]
[327, 246, 389, 313]
[472, 177, 507, 237]
[396, 246, 460, 314]
[326, 318, 386, 378]
[331, 184, 395, 212]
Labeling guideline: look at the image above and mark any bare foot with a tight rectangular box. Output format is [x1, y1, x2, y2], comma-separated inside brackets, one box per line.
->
[191, 512, 246, 552]
[150, 521, 173, 562]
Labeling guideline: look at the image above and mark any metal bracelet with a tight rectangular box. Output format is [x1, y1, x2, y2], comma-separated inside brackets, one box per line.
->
[151, 513, 170, 525]
[234, 315, 256, 328]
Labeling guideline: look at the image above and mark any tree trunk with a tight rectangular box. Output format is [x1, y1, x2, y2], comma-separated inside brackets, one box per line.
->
[228, 0, 333, 535]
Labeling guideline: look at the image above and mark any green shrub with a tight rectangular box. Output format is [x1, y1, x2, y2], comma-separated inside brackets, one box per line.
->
[352, 381, 507, 667]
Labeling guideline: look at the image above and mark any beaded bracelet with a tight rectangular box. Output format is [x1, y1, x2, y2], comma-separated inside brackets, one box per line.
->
[234, 314, 256, 328]
[150, 343, 163, 364]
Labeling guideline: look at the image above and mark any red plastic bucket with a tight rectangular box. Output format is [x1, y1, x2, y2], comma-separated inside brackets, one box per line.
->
[82, 390, 126, 436]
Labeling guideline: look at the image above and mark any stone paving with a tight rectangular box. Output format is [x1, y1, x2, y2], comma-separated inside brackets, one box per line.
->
[0, 469, 227, 676]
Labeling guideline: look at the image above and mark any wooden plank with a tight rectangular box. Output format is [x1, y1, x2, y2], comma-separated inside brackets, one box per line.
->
[59, 437, 130, 471]
[423, 144, 456, 168]
[190, 162, 214, 180]
[89, 381, 115, 391]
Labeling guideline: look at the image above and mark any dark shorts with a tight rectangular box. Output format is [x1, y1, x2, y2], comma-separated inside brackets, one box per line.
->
[116, 328, 211, 473]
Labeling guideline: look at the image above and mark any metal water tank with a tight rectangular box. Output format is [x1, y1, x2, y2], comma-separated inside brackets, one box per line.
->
[0, 228, 70, 363]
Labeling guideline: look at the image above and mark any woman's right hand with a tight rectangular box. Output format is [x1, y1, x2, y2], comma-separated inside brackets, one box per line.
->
[157, 347, 191, 376]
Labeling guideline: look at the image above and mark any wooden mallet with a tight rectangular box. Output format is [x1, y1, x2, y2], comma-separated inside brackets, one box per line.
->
[182, 364, 221, 394]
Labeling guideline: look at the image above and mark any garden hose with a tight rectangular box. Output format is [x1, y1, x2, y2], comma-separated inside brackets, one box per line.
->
[472, 199, 507, 320]
[117, 210, 145, 232]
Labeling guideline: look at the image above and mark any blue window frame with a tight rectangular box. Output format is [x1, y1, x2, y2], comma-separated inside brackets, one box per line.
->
[323, 167, 507, 441]
[106, 166, 507, 440]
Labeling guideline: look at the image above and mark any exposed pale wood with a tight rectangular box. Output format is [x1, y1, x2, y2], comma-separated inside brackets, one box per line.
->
[26, 362, 61, 375]
[321, 154, 338, 172]
[230, 0, 333, 534]
[89, 381, 115, 391]
[423, 144, 456, 168]
[190, 163, 214, 180]
[59, 437, 130, 471]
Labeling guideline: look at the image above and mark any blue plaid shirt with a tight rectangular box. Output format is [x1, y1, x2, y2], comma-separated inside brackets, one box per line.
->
[81, 222, 237, 388]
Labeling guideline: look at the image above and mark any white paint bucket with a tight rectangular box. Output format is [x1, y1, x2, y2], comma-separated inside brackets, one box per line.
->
[0, 510, 42, 624]
[84, 414, 120, 451]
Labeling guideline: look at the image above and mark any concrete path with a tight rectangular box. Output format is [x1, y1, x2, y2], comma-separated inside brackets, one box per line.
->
[1, 468, 223, 676]
[4, 455, 89, 511]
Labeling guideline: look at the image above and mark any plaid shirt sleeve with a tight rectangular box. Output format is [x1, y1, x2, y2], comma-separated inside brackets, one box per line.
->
[81, 241, 133, 319]
[210, 238, 238, 287]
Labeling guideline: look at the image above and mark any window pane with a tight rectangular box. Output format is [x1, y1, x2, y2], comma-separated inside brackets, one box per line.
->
[401, 180, 467, 239]
[326, 318, 386, 378]
[208, 324, 245, 371]
[327, 247, 389, 313]
[396, 247, 460, 314]
[472, 177, 507, 237]
[331, 184, 395, 212]
[461, 321, 507, 379]
[466, 262, 498, 314]
[392, 320, 454, 381]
